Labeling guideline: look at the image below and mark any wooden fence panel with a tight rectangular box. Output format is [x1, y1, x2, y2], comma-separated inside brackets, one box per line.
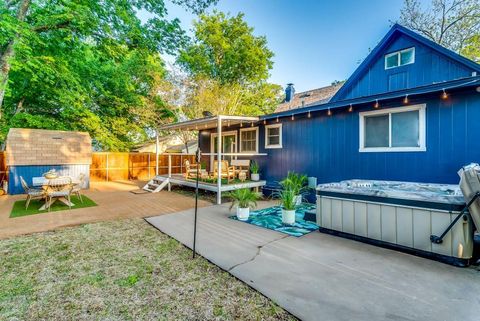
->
[0, 152, 197, 183]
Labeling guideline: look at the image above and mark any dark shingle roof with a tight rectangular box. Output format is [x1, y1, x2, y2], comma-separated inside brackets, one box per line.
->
[275, 83, 343, 112]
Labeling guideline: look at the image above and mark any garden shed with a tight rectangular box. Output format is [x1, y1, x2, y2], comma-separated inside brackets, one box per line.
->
[5, 128, 92, 194]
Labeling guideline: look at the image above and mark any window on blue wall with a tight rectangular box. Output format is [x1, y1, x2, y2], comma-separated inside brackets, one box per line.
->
[385, 47, 415, 69]
[265, 124, 282, 149]
[360, 104, 426, 152]
[240, 127, 258, 153]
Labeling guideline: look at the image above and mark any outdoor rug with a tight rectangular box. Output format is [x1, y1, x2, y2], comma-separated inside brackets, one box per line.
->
[10, 195, 97, 218]
[230, 203, 318, 237]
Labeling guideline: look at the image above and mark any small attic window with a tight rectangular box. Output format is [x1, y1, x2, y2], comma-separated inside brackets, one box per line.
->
[385, 47, 415, 69]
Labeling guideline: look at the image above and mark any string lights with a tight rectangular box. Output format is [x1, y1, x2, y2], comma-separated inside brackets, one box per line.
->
[251, 121, 254, 127]
[374, 99, 380, 109]
[442, 89, 448, 100]
[348, 104, 353, 112]
[291, 114, 295, 121]
[327, 108, 332, 116]
[276, 116, 279, 123]
[263, 119, 267, 125]
[307, 110, 311, 118]
[403, 94, 409, 104]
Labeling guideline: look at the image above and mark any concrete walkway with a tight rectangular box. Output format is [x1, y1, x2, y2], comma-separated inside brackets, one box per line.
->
[146, 202, 480, 321]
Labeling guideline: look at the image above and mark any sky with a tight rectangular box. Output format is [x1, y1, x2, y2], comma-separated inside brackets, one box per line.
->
[159, 0, 405, 93]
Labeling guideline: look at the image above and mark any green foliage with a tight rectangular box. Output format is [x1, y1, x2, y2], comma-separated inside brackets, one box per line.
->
[177, 11, 282, 118]
[278, 188, 296, 211]
[399, 0, 480, 59]
[250, 160, 259, 174]
[179, 11, 273, 85]
[227, 188, 260, 210]
[0, 0, 216, 150]
[280, 171, 308, 196]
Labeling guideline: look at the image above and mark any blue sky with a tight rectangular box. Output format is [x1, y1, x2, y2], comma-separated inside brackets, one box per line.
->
[161, 0, 405, 92]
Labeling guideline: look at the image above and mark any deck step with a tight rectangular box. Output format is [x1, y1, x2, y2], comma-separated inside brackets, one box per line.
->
[143, 176, 169, 193]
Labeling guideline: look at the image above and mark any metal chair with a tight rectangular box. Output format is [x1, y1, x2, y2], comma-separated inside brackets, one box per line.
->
[20, 176, 45, 210]
[45, 177, 74, 211]
[71, 173, 86, 203]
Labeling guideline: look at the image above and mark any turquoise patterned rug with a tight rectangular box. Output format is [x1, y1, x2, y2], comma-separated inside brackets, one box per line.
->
[230, 204, 319, 237]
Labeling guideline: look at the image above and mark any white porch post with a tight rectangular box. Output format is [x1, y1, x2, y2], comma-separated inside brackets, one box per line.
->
[155, 130, 159, 176]
[216, 116, 222, 204]
[168, 154, 172, 191]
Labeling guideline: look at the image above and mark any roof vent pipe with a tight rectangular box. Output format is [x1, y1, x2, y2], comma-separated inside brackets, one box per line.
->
[285, 83, 295, 102]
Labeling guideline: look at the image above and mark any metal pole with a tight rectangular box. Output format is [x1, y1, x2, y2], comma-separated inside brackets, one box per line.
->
[216, 116, 222, 205]
[155, 130, 159, 176]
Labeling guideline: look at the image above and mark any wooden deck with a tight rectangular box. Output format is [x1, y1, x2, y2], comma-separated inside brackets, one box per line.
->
[157, 174, 267, 192]
[0, 180, 211, 240]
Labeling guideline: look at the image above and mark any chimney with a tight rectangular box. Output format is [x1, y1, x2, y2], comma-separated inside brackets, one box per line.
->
[285, 83, 295, 102]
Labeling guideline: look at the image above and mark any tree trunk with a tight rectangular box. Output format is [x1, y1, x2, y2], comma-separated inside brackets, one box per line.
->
[0, 0, 31, 116]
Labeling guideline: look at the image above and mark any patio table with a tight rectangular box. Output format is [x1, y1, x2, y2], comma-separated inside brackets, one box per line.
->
[32, 177, 79, 211]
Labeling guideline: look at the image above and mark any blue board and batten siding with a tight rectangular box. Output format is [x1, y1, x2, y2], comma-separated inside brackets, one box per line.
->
[199, 91, 480, 187]
[198, 24, 480, 187]
[9, 165, 90, 194]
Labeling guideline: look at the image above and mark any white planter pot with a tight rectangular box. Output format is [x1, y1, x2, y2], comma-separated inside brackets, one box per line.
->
[294, 195, 302, 205]
[282, 209, 296, 225]
[251, 173, 260, 181]
[236, 207, 250, 221]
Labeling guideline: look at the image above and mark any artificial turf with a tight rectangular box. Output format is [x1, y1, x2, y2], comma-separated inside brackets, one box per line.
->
[10, 195, 97, 218]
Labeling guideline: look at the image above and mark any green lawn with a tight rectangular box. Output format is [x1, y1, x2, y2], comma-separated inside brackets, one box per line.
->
[0, 219, 295, 321]
[10, 195, 97, 218]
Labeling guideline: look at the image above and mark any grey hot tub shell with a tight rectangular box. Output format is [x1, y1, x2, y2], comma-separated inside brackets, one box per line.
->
[316, 180, 473, 266]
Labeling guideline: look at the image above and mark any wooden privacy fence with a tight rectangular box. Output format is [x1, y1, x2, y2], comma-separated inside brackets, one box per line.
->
[90, 152, 196, 181]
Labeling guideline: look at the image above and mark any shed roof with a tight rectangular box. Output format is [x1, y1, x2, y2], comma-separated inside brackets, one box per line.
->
[5, 128, 92, 166]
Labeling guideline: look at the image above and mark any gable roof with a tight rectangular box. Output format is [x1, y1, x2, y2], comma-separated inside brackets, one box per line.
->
[275, 83, 343, 112]
[330, 23, 480, 102]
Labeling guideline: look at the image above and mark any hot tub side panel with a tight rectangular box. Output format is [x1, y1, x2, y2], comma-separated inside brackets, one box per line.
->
[8, 164, 90, 195]
[316, 195, 473, 263]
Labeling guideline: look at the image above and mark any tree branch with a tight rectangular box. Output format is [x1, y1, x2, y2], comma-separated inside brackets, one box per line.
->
[33, 20, 72, 33]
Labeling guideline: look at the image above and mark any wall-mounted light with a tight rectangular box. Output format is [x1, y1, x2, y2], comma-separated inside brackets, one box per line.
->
[276, 116, 279, 123]
[374, 99, 380, 109]
[403, 94, 409, 104]
[327, 108, 332, 116]
[441, 89, 448, 100]
[348, 104, 353, 112]
[307, 110, 311, 118]
[263, 119, 267, 125]
[291, 114, 295, 121]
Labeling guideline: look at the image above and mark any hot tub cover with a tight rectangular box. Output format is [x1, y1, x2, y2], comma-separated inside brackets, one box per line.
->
[316, 179, 464, 205]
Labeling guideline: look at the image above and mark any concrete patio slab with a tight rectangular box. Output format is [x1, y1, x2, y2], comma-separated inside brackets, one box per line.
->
[146, 202, 480, 321]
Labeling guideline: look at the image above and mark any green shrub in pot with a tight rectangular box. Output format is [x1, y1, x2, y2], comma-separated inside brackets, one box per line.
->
[227, 188, 261, 221]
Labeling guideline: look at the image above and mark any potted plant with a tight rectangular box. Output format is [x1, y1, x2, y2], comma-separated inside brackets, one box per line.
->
[250, 161, 260, 181]
[227, 188, 261, 221]
[280, 171, 308, 205]
[279, 188, 296, 225]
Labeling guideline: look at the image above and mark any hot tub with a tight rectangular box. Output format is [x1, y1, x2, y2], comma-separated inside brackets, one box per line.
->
[316, 180, 473, 266]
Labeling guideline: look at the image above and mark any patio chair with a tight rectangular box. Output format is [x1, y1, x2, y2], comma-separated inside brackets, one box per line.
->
[45, 177, 74, 211]
[71, 173, 86, 203]
[212, 160, 236, 183]
[184, 160, 201, 179]
[20, 176, 46, 210]
[231, 159, 250, 179]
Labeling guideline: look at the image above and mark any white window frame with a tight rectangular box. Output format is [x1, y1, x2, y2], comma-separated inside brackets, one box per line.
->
[359, 104, 426, 153]
[239, 127, 259, 153]
[210, 130, 238, 169]
[265, 123, 283, 149]
[385, 47, 415, 70]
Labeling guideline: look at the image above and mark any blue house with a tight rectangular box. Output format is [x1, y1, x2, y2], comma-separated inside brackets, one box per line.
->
[193, 24, 480, 187]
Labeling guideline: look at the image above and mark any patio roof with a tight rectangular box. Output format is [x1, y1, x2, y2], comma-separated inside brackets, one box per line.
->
[159, 115, 260, 131]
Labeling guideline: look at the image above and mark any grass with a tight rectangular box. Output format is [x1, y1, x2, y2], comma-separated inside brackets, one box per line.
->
[10, 195, 97, 218]
[0, 219, 295, 321]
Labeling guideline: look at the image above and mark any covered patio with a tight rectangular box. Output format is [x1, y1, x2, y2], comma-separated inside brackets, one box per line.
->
[157, 115, 268, 204]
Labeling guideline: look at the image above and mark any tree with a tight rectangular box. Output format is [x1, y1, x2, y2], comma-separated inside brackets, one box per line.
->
[178, 11, 274, 85]
[176, 11, 282, 120]
[0, 0, 217, 149]
[399, 0, 480, 61]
